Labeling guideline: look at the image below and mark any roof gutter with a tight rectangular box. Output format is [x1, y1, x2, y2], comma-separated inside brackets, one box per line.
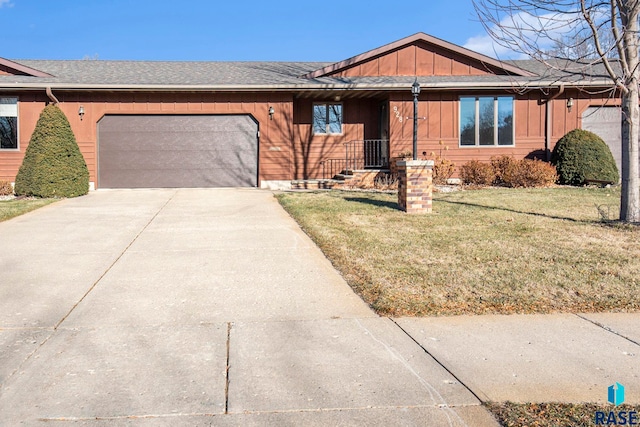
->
[543, 84, 565, 161]
[0, 79, 613, 92]
[45, 86, 59, 104]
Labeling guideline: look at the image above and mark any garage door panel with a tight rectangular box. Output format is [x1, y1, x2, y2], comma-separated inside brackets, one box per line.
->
[100, 131, 258, 152]
[582, 107, 622, 176]
[100, 150, 252, 172]
[98, 115, 258, 188]
[105, 168, 251, 188]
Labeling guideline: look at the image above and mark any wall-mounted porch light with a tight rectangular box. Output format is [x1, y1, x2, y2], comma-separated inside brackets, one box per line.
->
[78, 105, 85, 121]
[566, 98, 574, 113]
[268, 106, 275, 120]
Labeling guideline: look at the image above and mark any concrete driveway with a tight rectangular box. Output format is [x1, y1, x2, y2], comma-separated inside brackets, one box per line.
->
[0, 189, 496, 426]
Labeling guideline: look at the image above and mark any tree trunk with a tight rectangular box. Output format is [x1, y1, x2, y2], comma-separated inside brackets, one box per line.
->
[620, 90, 640, 222]
[620, 3, 640, 223]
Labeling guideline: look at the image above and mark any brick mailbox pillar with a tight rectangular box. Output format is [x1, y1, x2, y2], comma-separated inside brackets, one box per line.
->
[397, 160, 434, 214]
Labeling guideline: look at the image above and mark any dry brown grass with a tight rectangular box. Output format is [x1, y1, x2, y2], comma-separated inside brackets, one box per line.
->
[277, 186, 640, 316]
[486, 402, 637, 427]
[0, 198, 58, 222]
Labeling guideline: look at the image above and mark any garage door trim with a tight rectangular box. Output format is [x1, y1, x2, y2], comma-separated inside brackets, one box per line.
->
[97, 113, 260, 189]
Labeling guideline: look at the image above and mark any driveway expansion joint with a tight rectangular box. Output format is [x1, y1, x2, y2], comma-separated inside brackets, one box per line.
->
[389, 317, 486, 404]
[226, 403, 483, 415]
[224, 321, 232, 414]
[54, 190, 177, 331]
[575, 313, 640, 347]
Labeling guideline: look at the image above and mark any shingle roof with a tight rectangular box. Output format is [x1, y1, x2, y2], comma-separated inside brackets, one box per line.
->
[0, 60, 331, 86]
[0, 57, 616, 91]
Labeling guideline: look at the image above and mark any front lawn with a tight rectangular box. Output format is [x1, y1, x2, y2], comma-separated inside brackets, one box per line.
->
[276, 187, 640, 316]
[0, 198, 58, 222]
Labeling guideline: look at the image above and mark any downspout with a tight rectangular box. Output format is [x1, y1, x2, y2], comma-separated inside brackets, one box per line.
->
[544, 84, 565, 161]
[45, 86, 59, 105]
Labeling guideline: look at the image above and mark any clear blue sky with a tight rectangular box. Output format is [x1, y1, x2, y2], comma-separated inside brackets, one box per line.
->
[0, 0, 496, 61]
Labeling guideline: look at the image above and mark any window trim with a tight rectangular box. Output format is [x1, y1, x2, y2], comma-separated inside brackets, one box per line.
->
[458, 96, 515, 147]
[312, 102, 343, 135]
[0, 96, 19, 151]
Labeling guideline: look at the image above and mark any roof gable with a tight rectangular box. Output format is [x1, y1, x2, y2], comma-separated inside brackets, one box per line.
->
[0, 58, 53, 77]
[302, 33, 535, 79]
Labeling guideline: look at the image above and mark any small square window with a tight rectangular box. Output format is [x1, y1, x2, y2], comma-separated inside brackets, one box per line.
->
[0, 97, 18, 150]
[313, 103, 342, 134]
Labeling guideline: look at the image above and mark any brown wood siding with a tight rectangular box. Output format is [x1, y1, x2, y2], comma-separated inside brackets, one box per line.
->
[0, 92, 294, 186]
[386, 90, 616, 176]
[329, 41, 496, 77]
[0, 88, 624, 184]
[291, 98, 378, 179]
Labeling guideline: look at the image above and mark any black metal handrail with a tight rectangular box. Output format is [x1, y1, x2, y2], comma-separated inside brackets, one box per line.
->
[320, 140, 389, 179]
[320, 158, 348, 180]
[344, 139, 389, 171]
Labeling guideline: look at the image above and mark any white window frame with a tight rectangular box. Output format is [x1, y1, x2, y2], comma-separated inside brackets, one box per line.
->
[313, 102, 343, 135]
[459, 96, 515, 147]
[0, 97, 19, 151]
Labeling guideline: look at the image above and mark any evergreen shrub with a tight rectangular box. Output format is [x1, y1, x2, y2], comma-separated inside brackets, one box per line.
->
[551, 129, 619, 185]
[14, 104, 89, 197]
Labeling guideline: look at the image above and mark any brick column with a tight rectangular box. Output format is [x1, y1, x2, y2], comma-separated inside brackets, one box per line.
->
[397, 160, 433, 214]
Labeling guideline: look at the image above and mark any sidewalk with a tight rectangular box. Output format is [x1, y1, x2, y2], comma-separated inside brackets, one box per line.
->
[395, 313, 640, 405]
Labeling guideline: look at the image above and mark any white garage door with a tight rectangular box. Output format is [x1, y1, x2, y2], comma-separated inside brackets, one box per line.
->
[98, 115, 258, 188]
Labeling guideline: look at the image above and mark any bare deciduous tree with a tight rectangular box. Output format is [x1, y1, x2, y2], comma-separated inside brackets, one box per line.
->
[473, 0, 640, 222]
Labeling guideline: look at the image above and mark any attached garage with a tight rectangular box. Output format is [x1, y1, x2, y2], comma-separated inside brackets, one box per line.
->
[582, 106, 622, 177]
[98, 115, 258, 188]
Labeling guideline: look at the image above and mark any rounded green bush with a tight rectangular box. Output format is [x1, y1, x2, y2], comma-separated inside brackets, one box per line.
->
[14, 104, 89, 198]
[551, 129, 619, 185]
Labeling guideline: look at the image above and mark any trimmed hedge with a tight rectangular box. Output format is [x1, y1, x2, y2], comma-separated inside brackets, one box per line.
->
[0, 180, 12, 196]
[460, 156, 557, 188]
[14, 104, 89, 198]
[460, 160, 495, 185]
[491, 155, 517, 185]
[502, 158, 557, 188]
[551, 129, 619, 185]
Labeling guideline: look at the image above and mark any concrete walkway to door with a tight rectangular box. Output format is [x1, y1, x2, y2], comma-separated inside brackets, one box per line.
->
[0, 189, 497, 426]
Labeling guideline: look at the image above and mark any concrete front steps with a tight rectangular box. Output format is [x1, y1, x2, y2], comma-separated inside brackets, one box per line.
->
[291, 169, 392, 190]
[290, 179, 341, 190]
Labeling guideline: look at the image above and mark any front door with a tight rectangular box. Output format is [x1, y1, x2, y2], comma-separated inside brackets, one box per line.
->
[363, 101, 389, 168]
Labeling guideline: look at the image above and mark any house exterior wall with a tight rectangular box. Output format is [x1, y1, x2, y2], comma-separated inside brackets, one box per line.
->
[387, 90, 620, 174]
[0, 88, 623, 186]
[291, 98, 379, 179]
[328, 42, 496, 78]
[0, 91, 295, 187]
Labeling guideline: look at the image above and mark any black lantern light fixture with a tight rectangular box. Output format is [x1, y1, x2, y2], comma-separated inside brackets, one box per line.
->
[411, 79, 421, 160]
[78, 105, 85, 121]
[268, 106, 275, 120]
[566, 98, 574, 113]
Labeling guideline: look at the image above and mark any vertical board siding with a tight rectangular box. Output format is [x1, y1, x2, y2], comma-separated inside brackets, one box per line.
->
[386, 90, 606, 175]
[398, 45, 416, 75]
[0, 88, 623, 184]
[0, 92, 295, 185]
[330, 41, 495, 78]
[291, 98, 376, 179]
